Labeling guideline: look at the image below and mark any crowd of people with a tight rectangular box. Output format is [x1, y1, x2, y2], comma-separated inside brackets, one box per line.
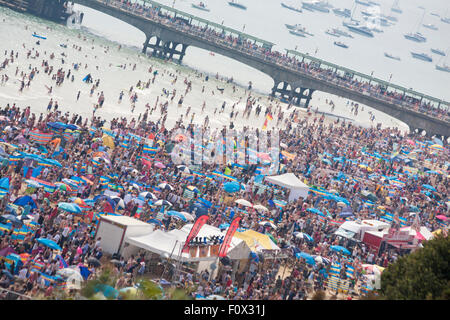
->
[0, 2, 448, 301]
[96, 0, 450, 121]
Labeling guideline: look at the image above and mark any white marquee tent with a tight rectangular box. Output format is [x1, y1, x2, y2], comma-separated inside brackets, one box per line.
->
[265, 173, 310, 202]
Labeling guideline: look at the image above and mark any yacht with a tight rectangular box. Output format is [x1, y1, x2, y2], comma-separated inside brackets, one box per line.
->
[431, 48, 446, 56]
[355, 0, 371, 6]
[404, 32, 426, 43]
[191, 2, 210, 11]
[228, 1, 247, 10]
[435, 64, 450, 72]
[334, 41, 349, 48]
[333, 28, 353, 38]
[302, 1, 330, 13]
[281, 2, 303, 13]
[384, 52, 401, 61]
[333, 8, 351, 18]
[325, 29, 341, 37]
[289, 26, 314, 37]
[411, 52, 432, 62]
[343, 21, 374, 37]
[423, 23, 438, 30]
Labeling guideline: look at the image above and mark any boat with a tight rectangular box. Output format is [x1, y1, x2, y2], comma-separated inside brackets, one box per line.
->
[285, 23, 302, 30]
[289, 26, 314, 37]
[411, 52, 432, 62]
[333, 8, 351, 18]
[384, 15, 398, 22]
[391, 0, 402, 13]
[343, 21, 374, 37]
[404, 32, 426, 43]
[355, 0, 371, 6]
[191, 2, 210, 11]
[423, 23, 438, 30]
[302, 1, 330, 13]
[228, 1, 246, 10]
[430, 12, 440, 17]
[368, 1, 380, 6]
[361, 10, 374, 17]
[325, 29, 340, 37]
[431, 48, 446, 56]
[281, 2, 303, 13]
[334, 41, 348, 48]
[384, 52, 401, 61]
[435, 64, 450, 72]
[441, 17, 450, 24]
[332, 28, 353, 38]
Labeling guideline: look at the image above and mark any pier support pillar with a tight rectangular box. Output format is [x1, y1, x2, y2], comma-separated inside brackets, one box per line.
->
[142, 34, 151, 54]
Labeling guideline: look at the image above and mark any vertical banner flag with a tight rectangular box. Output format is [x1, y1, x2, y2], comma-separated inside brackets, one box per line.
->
[218, 216, 241, 257]
[181, 215, 209, 253]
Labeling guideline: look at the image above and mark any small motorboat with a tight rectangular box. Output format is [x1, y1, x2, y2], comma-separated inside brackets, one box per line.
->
[192, 2, 210, 11]
[411, 52, 432, 62]
[325, 29, 341, 37]
[431, 48, 446, 56]
[423, 23, 438, 30]
[435, 64, 450, 72]
[334, 41, 348, 48]
[384, 52, 401, 61]
[228, 0, 247, 10]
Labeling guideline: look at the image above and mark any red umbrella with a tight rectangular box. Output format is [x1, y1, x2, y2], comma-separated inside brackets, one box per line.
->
[103, 202, 114, 213]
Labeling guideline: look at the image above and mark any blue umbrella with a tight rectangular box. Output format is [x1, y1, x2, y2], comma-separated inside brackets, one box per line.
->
[47, 122, 66, 130]
[223, 182, 242, 193]
[295, 252, 316, 265]
[0, 177, 9, 190]
[197, 198, 212, 208]
[307, 208, 324, 216]
[422, 184, 436, 192]
[330, 245, 351, 255]
[166, 210, 187, 222]
[57, 202, 82, 213]
[36, 238, 62, 250]
[13, 195, 38, 209]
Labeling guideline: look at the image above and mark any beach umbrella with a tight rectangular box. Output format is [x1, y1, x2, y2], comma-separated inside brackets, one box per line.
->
[158, 183, 173, 191]
[314, 256, 331, 265]
[154, 161, 166, 169]
[258, 221, 277, 229]
[295, 252, 316, 265]
[13, 195, 38, 209]
[180, 212, 195, 221]
[0, 214, 23, 227]
[235, 199, 253, 207]
[102, 135, 115, 149]
[253, 204, 268, 212]
[306, 208, 324, 216]
[223, 181, 242, 193]
[330, 245, 351, 255]
[0, 177, 10, 190]
[87, 257, 101, 267]
[93, 284, 118, 299]
[436, 215, 448, 221]
[293, 232, 313, 241]
[166, 210, 188, 222]
[25, 179, 42, 188]
[154, 200, 172, 206]
[177, 165, 192, 174]
[147, 219, 163, 226]
[36, 238, 62, 251]
[110, 196, 125, 210]
[58, 202, 82, 213]
[139, 191, 157, 200]
[219, 223, 230, 230]
[422, 184, 436, 192]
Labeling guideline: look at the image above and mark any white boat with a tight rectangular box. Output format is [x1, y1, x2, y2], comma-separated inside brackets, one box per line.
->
[228, 0, 246, 10]
[423, 23, 438, 30]
[384, 52, 401, 61]
[391, 0, 402, 13]
[302, 1, 330, 13]
[325, 29, 340, 37]
[411, 52, 432, 62]
[431, 48, 446, 56]
[333, 28, 353, 38]
[191, 2, 210, 11]
[435, 64, 450, 72]
[334, 41, 349, 48]
[356, 0, 371, 6]
[404, 32, 426, 43]
[289, 27, 314, 37]
[343, 20, 374, 37]
[441, 17, 450, 24]
[281, 2, 303, 13]
[333, 8, 351, 18]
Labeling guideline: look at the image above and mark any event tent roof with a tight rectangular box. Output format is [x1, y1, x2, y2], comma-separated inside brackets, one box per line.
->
[265, 173, 309, 189]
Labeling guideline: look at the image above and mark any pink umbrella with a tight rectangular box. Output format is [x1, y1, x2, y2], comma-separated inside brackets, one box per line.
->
[436, 215, 448, 221]
[154, 162, 166, 169]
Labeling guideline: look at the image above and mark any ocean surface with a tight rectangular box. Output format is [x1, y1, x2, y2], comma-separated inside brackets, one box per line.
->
[74, 0, 450, 100]
[1, 0, 448, 133]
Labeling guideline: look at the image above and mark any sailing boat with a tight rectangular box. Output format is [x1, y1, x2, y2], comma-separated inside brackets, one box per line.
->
[435, 48, 450, 73]
[343, 1, 374, 37]
[391, 0, 402, 14]
[404, 8, 426, 42]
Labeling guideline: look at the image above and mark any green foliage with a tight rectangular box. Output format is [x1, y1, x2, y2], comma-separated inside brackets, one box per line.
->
[380, 235, 450, 300]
